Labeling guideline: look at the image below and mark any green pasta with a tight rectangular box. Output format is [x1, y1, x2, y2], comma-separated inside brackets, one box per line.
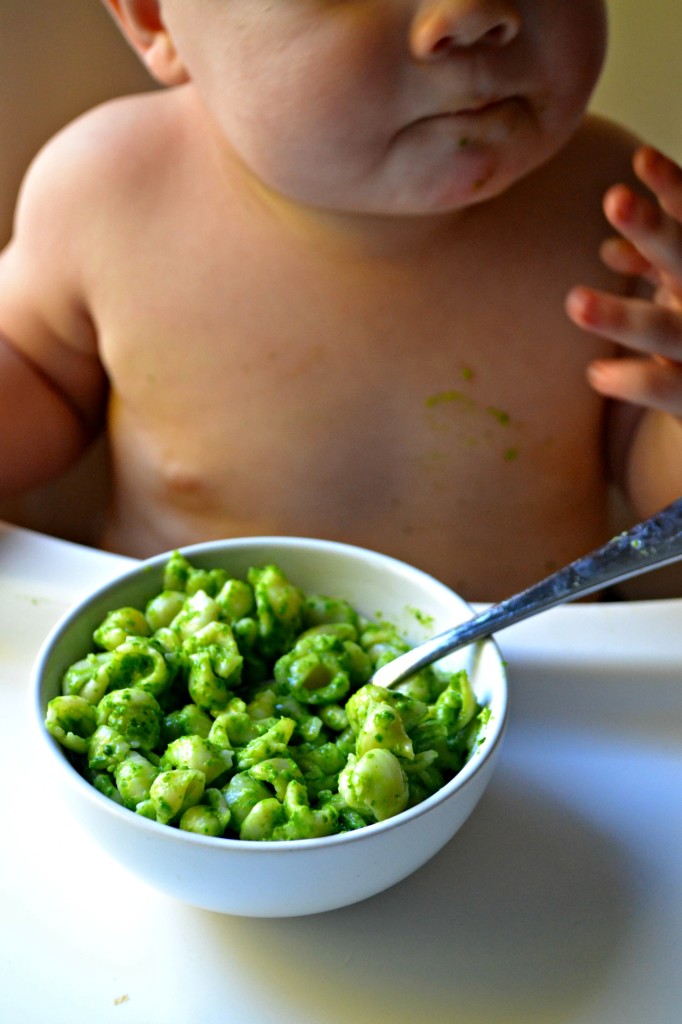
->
[45, 553, 488, 841]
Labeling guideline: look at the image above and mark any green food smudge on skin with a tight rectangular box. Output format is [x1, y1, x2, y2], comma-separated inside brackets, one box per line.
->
[486, 406, 511, 426]
[424, 389, 468, 409]
[423, 375, 521, 463]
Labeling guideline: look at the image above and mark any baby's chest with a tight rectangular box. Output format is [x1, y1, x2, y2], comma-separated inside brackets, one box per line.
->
[105, 268, 601, 443]
[103, 273, 612, 595]
[105, 283, 606, 521]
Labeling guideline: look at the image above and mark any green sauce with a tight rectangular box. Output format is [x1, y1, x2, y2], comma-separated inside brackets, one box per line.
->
[46, 554, 488, 842]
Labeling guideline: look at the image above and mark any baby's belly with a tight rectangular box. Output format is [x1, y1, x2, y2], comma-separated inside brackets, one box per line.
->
[102, 417, 612, 602]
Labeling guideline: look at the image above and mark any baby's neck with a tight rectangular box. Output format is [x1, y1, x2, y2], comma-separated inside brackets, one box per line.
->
[190, 100, 483, 263]
[266, 200, 474, 264]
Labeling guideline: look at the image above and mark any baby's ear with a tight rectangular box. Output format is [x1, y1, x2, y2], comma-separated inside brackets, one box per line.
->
[103, 0, 189, 86]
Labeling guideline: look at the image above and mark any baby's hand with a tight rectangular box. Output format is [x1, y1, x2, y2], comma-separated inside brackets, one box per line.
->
[566, 145, 682, 418]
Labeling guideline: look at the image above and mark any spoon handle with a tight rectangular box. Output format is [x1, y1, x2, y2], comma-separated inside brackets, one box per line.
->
[372, 497, 682, 689]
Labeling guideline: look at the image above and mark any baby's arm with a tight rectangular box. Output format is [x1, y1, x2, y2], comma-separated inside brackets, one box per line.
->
[566, 146, 682, 515]
[0, 139, 107, 496]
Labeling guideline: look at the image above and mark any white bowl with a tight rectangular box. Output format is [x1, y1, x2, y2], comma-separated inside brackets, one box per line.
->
[33, 537, 508, 917]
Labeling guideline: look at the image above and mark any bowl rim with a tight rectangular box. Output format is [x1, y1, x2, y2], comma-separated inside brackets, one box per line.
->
[33, 535, 509, 853]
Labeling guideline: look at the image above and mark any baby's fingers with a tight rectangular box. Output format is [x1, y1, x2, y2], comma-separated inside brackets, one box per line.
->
[599, 236, 653, 278]
[634, 146, 682, 222]
[566, 286, 682, 361]
[603, 183, 682, 285]
[586, 355, 682, 417]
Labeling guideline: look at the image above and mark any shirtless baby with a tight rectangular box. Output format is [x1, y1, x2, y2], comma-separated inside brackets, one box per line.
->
[1, 0, 682, 601]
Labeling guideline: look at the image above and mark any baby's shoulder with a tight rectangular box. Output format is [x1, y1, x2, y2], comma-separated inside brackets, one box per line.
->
[511, 114, 641, 239]
[14, 89, 185, 230]
[553, 114, 641, 190]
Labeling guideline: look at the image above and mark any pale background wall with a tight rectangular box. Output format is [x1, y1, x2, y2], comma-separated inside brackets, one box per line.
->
[593, 0, 682, 160]
[0, 1, 154, 248]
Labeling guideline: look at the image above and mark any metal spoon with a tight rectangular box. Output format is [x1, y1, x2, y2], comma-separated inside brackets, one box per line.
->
[372, 496, 682, 690]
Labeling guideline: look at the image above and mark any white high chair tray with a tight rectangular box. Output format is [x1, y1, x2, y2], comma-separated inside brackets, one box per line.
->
[1, 521, 680, 1024]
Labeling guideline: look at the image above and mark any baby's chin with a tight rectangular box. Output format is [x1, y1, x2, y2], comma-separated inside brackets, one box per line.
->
[369, 109, 579, 217]
[243, 136, 553, 223]
[371, 154, 526, 218]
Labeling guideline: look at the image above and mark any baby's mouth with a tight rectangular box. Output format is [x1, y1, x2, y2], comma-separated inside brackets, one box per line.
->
[396, 95, 527, 146]
[409, 95, 517, 126]
[452, 94, 521, 117]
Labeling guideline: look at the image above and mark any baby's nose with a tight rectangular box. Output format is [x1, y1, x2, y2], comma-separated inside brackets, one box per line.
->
[410, 0, 521, 58]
